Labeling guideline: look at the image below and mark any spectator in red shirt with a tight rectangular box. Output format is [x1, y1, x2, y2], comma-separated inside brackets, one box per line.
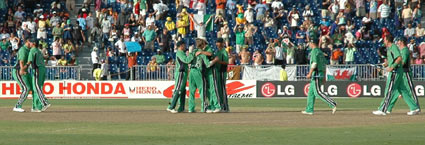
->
[126, 52, 138, 80]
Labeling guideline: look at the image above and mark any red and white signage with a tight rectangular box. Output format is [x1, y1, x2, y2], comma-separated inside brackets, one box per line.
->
[0, 80, 256, 99]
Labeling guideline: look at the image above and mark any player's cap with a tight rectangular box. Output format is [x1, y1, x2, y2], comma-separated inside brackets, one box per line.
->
[196, 37, 209, 44]
[216, 38, 224, 43]
[29, 38, 37, 43]
[398, 37, 407, 43]
[53, 11, 57, 14]
[309, 38, 318, 44]
[39, 15, 44, 19]
[166, 17, 172, 21]
[93, 46, 98, 51]
[176, 41, 185, 47]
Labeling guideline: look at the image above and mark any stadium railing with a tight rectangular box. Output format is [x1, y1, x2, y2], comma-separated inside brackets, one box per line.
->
[0, 66, 81, 80]
[1, 65, 424, 81]
[132, 64, 425, 81]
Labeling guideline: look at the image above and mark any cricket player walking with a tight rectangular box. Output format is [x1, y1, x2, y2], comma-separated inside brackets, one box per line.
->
[27, 40, 50, 112]
[167, 41, 194, 113]
[373, 36, 420, 116]
[302, 39, 337, 115]
[12, 40, 32, 112]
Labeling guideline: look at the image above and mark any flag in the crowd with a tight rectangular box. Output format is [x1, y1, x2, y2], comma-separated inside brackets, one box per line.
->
[326, 67, 357, 81]
[190, 14, 214, 32]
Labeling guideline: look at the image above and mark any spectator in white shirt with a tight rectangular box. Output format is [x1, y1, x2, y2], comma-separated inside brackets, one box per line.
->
[245, 5, 255, 24]
[115, 35, 127, 56]
[378, 1, 391, 24]
[401, 4, 413, 27]
[416, 23, 425, 37]
[271, 0, 283, 10]
[101, 17, 111, 44]
[14, 7, 25, 22]
[328, 1, 339, 20]
[52, 37, 63, 59]
[287, 6, 300, 32]
[146, 13, 156, 26]
[404, 23, 415, 38]
[153, 2, 169, 20]
[362, 13, 372, 31]
[91, 46, 100, 74]
[302, 5, 314, 21]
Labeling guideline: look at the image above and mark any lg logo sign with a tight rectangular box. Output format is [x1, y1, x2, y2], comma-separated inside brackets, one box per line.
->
[347, 83, 381, 97]
[261, 83, 296, 97]
[261, 83, 276, 97]
[347, 83, 361, 98]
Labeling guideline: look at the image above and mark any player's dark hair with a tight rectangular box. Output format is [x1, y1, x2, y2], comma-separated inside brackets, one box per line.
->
[385, 34, 394, 43]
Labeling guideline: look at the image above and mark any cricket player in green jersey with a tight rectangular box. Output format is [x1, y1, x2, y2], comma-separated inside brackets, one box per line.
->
[167, 41, 194, 113]
[12, 40, 32, 113]
[211, 38, 229, 113]
[193, 37, 224, 113]
[302, 39, 337, 115]
[27, 40, 50, 112]
[188, 37, 216, 113]
[373, 36, 420, 116]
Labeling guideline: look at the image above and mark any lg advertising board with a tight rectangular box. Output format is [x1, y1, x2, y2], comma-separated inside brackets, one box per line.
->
[257, 81, 425, 98]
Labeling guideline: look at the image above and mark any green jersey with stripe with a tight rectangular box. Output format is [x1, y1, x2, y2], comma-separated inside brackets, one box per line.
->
[28, 47, 45, 68]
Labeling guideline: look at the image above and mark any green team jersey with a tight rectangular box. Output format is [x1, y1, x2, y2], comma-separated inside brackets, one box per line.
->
[309, 48, 326, 74]
[214, 48, 229, 72]
[28, 47, 45, 68]
[175, 50, 193, 73]
[387, 44, 402, 71]
[400, 47, 410, 72]
[15, 46, 30, 69]
[191, 49, 211, 72]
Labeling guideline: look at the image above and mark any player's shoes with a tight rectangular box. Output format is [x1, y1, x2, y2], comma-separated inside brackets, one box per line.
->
[41, 104, 51, 112]
[301, 111, 313, 115]
[188, 110, 196, 113]
[372, 110, 386, 116]
[31, 109, 42, 113]
[206, 110, 213, 113]
[332, 107, 337, 114]
[386, 111, 391, 114]
[169, 109, 179, 114]
[407, 109, 420, 116]
[13, 107, 25, 113]
[213, 109, 221, 113]
[166, 108, 172, 112]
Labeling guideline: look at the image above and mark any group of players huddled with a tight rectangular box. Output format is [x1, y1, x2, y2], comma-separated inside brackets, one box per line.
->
[167, 37, 229, 113]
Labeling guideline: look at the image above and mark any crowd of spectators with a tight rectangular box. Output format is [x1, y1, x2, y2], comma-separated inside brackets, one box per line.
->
[1, 0, 425, 80]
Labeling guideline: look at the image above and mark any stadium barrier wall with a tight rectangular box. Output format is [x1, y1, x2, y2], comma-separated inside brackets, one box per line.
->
[0, 66, 81, 80]
[0, 80, 256, 99]
[257, 81, 425, 98]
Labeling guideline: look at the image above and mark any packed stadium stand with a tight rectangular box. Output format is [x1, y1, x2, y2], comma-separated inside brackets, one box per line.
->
[0, 0, 424, 80]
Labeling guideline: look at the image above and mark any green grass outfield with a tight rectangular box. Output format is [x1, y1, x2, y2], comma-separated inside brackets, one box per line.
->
[0, 98, 424, 145]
